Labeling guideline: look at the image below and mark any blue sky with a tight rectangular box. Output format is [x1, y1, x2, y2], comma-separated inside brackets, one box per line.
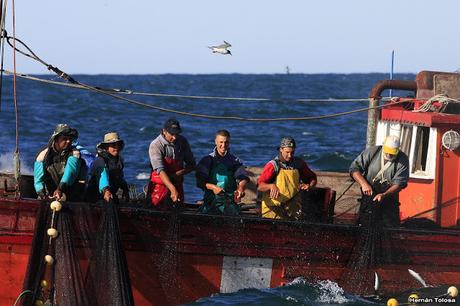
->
[6, 0, 460, 74]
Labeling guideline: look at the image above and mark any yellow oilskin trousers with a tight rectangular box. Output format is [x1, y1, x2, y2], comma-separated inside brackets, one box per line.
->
[261, 168, 302, 220]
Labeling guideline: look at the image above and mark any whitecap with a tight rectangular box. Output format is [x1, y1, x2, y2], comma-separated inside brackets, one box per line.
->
[285, 276, 307, 286]
[136, 172, 150, 180]
[315, 280, 349, 304]
[0, 152, 33, 174]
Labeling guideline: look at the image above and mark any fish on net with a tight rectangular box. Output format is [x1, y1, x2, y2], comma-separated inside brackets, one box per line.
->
[20, 199, 134, 306]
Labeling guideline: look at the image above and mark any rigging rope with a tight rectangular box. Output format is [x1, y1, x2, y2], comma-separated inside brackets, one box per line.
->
[0, 0, 7, 111]
[11, 0, 20, 186]
[2, 34, 403, 121]
[2, 69, 372, 103]
[2, 68, 406, 121]
[412, 94, 460, 113]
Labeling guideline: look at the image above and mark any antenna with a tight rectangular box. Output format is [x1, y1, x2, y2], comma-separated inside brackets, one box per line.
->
[389, 50, 394, 97]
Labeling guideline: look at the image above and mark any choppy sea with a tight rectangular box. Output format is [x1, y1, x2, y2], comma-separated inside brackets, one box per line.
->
[0, 73, 417, 304]
[0, 73, 415, 198]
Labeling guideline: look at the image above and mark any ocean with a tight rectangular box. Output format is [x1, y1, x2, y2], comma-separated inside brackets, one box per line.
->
[0, 73, 415, 202]
[0, 73, 415, 304]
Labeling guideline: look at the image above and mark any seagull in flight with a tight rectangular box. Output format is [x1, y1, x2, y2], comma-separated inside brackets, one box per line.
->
[208, 41, 232, 55]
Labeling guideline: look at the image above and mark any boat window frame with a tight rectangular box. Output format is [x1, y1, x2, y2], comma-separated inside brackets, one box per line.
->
[376, 121, 437, 180]
[408, 126, 437, 179]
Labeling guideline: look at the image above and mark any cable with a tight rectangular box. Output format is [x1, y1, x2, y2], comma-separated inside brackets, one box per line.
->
[1, 69, 373, 104]
[0, 0, 7, 112]
[74, 81, 408, 121]
[2, 68, 406, 121]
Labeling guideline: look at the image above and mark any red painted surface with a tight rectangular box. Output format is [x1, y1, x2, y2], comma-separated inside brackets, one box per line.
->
[0, 199, 460, 305]
[382, 100, 460, 227]
[381, 108, 460, 126]
[399, 178, 436, 221]
[437, 127, 460, 227]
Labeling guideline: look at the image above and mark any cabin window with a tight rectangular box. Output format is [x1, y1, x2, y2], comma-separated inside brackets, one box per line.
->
[409, 126, 437, 179]
[399, 125, 412, 155]
[376, 121, 436, 179]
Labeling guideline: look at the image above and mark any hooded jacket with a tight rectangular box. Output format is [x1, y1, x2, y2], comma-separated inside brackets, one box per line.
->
[33, 124, 82, 197]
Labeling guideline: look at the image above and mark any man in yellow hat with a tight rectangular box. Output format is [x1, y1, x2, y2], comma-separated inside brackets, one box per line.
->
[349, 135, 409, 227]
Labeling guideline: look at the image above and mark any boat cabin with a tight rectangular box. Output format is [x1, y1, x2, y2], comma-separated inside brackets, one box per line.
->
[373, 71, 460, 227]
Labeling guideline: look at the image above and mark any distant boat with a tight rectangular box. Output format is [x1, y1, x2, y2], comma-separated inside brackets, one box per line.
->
[285, 66, 290, 74]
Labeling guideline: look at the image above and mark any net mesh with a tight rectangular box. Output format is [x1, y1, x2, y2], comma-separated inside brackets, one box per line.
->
[20, 200, 134, 306]
[339, 195, 401, 295]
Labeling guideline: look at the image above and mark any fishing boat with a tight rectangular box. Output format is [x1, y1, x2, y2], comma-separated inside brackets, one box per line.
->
[1, 70, 460, 305]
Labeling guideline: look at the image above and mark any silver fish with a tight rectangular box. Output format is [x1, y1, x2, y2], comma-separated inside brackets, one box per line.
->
[408, 269, 428, 287]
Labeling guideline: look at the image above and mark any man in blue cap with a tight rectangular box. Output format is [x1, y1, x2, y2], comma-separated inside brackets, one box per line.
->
[147, 118, 196, 209]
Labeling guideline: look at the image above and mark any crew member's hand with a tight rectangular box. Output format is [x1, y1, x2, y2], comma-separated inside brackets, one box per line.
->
[170, 187, 179, 202]
[212, 185, 224, 195]
[269, 184, 280, 199]
[373, 193, 385, 202]
[300, 183, 311, 191]
[103, 189, 113, 202]
[234, 189, 245, 203]
[175, 169, 186, 177]
[53, 189, 63, 201]
[37, 190, 46, 200]
[360, 182, 373, 196]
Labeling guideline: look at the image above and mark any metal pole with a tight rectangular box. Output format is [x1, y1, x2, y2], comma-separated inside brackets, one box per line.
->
[389, 50, 394, 98]
[366, 98, 380, 148]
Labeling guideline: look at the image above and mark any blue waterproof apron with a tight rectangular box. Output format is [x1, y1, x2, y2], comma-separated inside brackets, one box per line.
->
[199, 162, 239, 215]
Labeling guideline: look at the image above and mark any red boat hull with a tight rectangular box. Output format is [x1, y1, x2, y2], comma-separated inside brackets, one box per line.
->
[1, 198, 460, 305]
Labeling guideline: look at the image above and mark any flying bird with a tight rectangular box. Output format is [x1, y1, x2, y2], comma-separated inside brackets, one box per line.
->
[208, 41, 232, 55]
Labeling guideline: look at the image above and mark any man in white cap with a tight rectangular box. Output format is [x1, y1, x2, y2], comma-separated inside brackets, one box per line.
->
[349, 135, 409, 227]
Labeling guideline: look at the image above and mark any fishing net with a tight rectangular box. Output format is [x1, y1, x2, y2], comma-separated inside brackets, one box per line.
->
[157, 204, 182, 305]
[340, 195, 397, 295]
[85, 199, 135, 306]
[20, 200, 134, 306]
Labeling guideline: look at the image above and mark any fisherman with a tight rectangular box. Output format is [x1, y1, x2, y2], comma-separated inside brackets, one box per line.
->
[258, 137, 317, 220]
[34, 123, 84, 201]
[85, 132, 129, 203]
[349, 135, 409, 227]
[196, 129, 249, 215]
[147, 118, 196, 209]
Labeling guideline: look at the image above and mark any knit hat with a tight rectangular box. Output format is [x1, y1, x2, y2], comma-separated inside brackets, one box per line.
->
[278, 136, 296, 150]
[383, 135, 400, 155]
[97, 132, 125, 150]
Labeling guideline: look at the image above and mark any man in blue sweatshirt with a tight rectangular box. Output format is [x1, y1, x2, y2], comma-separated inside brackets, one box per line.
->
[34, 124, 84, 201]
